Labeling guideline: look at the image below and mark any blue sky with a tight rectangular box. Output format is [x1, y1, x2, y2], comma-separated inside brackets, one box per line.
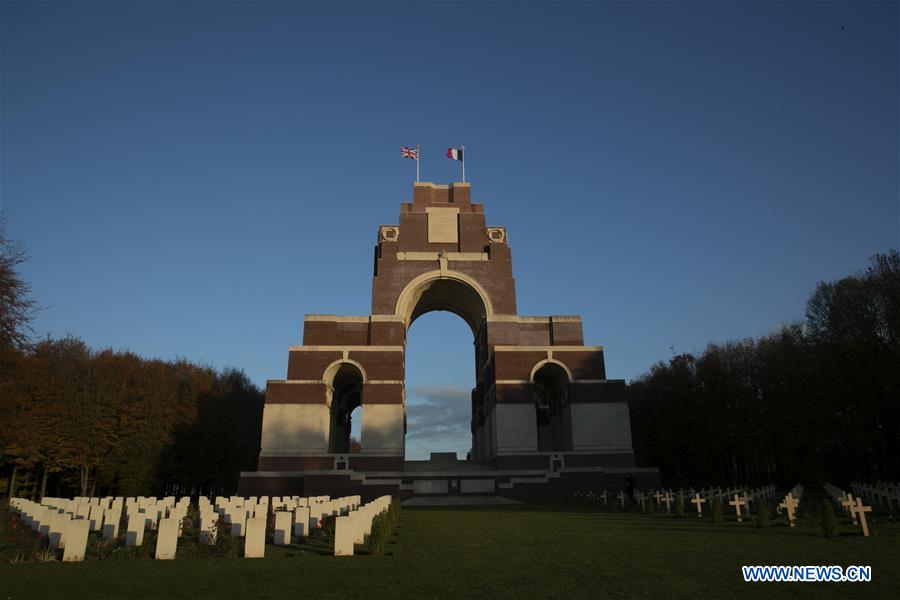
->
[2, 1, 897, 459]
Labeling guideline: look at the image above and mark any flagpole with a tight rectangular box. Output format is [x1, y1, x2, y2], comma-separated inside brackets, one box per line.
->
[416, 144, 420, 182]
[461, 146, 466, 182]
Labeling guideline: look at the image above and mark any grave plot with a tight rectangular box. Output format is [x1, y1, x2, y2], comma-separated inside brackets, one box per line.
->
[557, 480, 894, 542]
[4, 493, 396, 562]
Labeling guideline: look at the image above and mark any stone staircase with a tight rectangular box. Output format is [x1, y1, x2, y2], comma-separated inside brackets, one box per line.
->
[401, 495, 520, 506]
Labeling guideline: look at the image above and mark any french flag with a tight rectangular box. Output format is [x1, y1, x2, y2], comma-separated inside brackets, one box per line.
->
[446, 147, 464, 161]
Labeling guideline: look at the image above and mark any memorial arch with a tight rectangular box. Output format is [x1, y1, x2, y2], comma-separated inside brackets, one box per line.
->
[239, 181, 658, 500]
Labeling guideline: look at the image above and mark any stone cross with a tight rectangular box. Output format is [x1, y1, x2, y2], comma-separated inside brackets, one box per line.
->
[841, 494, 858, 525]
[690, 493, 706, 517]
[653, 491, 663, 507]
[728, 494, 746, 522]
[850, 498, 873, 537]
[662, 492, 673, 514]
[778, 494, 799, 527]
[617, 491, 626, 508]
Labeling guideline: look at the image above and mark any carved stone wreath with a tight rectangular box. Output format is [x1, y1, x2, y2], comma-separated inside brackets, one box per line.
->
[380, 226, 400, 242]
[486, 227, 506, 243]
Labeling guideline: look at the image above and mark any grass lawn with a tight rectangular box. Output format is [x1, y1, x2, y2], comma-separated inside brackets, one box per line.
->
[2, 506, 897, 599]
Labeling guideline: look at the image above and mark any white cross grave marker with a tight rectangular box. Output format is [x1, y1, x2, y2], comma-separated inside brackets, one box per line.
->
[850, 498, 873, 537]
[841, 493, 858, 525]
[691, 494, 706, 517]
[779, 494, 799, 528]
[729, 494, 746, 522]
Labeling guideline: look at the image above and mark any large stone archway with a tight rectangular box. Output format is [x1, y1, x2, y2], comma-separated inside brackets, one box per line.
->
[239, 182, 658, 500]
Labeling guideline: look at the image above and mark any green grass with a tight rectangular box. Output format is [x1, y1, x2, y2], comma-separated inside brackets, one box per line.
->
[2, 506, 898, 599]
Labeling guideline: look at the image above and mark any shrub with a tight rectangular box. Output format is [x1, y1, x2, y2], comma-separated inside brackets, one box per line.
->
[33, 547, 57, 562]
[367, 513, 388, 556]
[673, 496, 684, 518]
[387, 499, 401, 527]
[136, 529, 158, 560]
[89, 536, 120, 560]
[109, 546, 139, 560]
[822, 499, 839, 538]
[0, 507, 52, 563]
[711, 497, 723, 523]
[318, 515, 336, 540]
[212, 526, 241, 558]
[367, 500, 401, 557]
[754, 500, 770, 528]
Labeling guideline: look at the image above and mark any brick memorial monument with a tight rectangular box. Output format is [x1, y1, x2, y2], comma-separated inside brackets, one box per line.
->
[239, 181, 658, 501]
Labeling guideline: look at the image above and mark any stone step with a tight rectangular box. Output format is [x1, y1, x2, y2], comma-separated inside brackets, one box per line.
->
[402, 460, 494, 473]
[401, 496, 521, 507]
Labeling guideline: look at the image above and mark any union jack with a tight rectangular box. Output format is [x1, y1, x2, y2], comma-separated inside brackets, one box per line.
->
[400, 146, 419, 160]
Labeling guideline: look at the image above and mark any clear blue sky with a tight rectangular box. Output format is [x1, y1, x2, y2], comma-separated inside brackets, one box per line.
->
[2, 1, 897, 459]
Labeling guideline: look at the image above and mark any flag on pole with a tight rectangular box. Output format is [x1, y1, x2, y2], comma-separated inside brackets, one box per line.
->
[402, 145, 420, 181]
[447, 146, 466, 182]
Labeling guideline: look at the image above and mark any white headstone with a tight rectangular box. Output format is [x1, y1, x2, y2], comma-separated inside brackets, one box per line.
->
[47, 511, 65, 549]
[62, 519, 90, 562]
[125, 512, 146, 547]
[101, 508, 120, 540]
[273, 511, 292, 546]
[294, 506, 310, 537]
[244, 517, 266, 558]
[154, 518, 179, 560]
[334, 515, 354, 556]
[200, 512, 218, 545]
[230, 510, 246, 537]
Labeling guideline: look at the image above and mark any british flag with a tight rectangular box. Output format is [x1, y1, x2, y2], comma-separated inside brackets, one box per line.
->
[400, 146, 419, 160]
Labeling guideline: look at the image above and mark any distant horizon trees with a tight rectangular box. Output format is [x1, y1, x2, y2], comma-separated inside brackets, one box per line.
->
[628, 250, 900, 488]
[2, 339, 265, 500]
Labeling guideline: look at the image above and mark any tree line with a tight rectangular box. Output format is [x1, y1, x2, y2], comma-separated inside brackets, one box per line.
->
[0, 224, 263, 500]
[628, 251, 900, 488]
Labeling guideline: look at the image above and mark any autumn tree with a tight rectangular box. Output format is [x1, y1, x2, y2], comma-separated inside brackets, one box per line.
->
[628, 251, 900, 486]
[0, 220, 38, 496]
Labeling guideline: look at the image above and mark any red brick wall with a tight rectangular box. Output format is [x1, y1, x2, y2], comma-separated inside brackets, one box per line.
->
[265, 382, 326, 404]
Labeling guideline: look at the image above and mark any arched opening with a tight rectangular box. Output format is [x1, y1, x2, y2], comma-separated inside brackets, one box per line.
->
[327, 362, 364, 454]
[400, 275, 489, 462]
[394, 270, 493, 334]
[532, 362, 572, 452]
[404, 313, 474, 460]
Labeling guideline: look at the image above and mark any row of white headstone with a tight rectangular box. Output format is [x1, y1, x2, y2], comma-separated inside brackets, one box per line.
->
[848, 481, 899, 512]
[824, 482, 875, 537]
[8, 493, 392, 561]
[8, 495, 193, 561]
[334, 495, 393, 556]
[202, 494, 341, 541]
[605, 484, 778, 519]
